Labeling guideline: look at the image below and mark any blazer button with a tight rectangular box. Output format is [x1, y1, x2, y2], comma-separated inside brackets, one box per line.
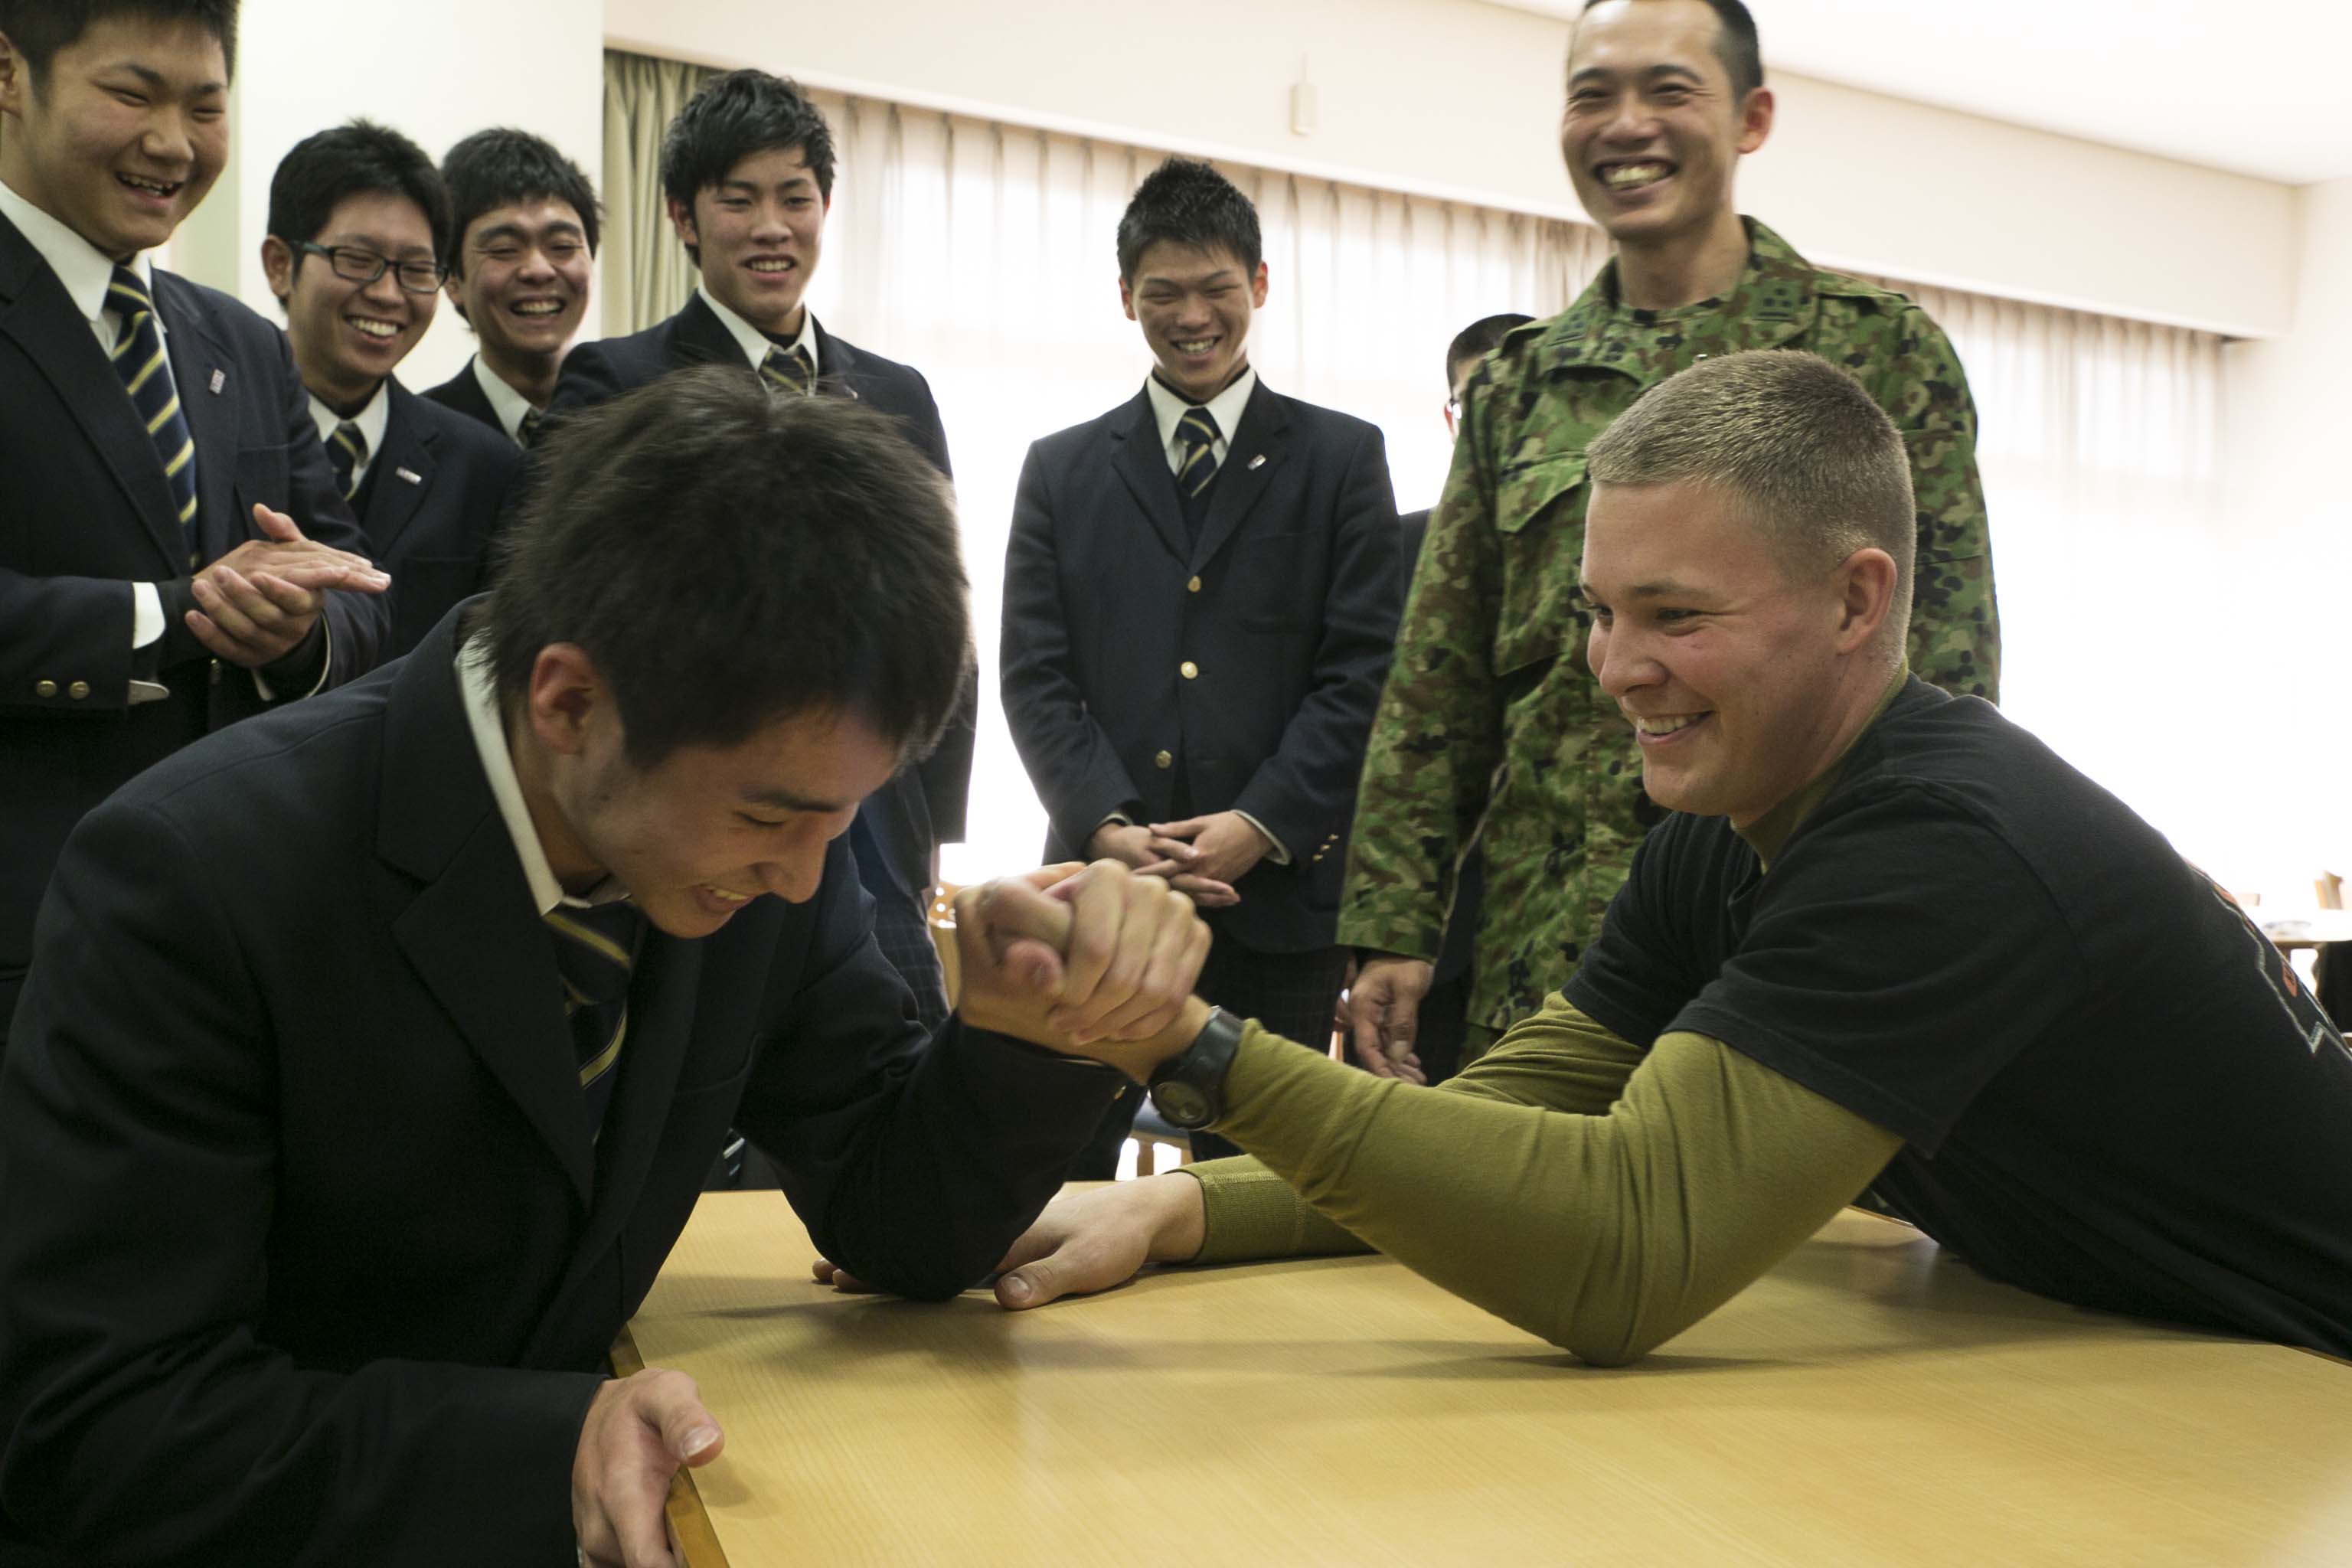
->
[68, 681, 90, 700]
[1155, 750, 1173, 769]
[1180, 662, 1199, 680]
[1187, 575, 1202, 593]
[188, 551, 201, 569]
[34, 679, 57, 698]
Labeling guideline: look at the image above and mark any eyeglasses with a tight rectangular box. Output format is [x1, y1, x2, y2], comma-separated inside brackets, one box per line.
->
[293, 242, 448, 295]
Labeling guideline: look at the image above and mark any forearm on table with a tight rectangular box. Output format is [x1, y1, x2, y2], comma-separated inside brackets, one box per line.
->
[1197, 1023, 1903, 1364]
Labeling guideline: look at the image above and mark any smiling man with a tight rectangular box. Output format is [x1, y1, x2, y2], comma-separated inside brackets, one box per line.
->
[1001, 156, 1400, 1171]
[958, 351, 2352, 1370]
[551, 69, 975, 1071]
[0, 371, 1210, 1566]
[0, 0, 388, 1043]
[265, 120, 523, 655]
[426, 126, 598, 445]
[1342, 0, 2001, 1086]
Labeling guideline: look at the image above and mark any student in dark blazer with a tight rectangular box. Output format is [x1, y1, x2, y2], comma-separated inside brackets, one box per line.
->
[263, 121, 522, 657]
[551, 69, 973, 1053]
[0, 375, 1208, 1567]
[1365, 313, 1530, 1089]
[424, 127, 599, 446]
[1003, 158, 1400, 1169]
[0, 1, 390, 1036]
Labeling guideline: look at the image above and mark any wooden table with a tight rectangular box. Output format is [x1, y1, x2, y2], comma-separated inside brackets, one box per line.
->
[623, 1191, 2352, 1567]
[2260, 908, 2352, 952]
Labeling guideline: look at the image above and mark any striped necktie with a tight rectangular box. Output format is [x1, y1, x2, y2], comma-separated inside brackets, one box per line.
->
[107, 265, 198, 540]
[545, 902, 643, 1134]
[1176, 406, 1221, 498]
[518, 407, 544, 448]
[760, 341, 816, 397]
[327, 421, 368, 500]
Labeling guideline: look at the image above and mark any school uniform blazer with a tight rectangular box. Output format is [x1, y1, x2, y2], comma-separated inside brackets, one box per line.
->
[358, 376, 525, 657]
[1002, 381, 1400, 955]
[548, 295, 975, 904]
[0, 604, 1118, 1567]
[0, 210, 389, 1025]
[420, 353, 505, 436]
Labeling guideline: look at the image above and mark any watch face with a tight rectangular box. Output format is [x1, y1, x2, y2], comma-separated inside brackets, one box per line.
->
[1153, 1082, 1211, 1129]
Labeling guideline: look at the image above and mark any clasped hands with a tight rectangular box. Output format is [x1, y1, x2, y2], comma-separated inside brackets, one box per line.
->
[1086, 809, 1272, 910]
[185, 503, 390, 668]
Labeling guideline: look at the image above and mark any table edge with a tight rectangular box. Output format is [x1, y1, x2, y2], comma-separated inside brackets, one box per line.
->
[609, 1327, 733, 1568]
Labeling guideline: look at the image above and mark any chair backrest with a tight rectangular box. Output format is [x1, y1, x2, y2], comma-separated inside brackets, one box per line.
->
[2317, 871, 2344, 911]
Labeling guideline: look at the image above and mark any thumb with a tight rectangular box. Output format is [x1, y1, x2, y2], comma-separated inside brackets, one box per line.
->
[974, 874, 1076, 952]
[251, 502, 304, 542]
[994, 1256, 1070, 1311]
[650, 1383, 724, 1465]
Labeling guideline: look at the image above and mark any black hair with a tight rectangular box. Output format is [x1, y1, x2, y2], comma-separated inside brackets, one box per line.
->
[0, 0, 237, 83]
[658, 69, 834, 265]
[266, 119, 449, 294]
[486, 366, 971, 770]
[1577, 0, 1763, 101]
[1445, 312, 1534, 390]
[439, 126, 600, 275]
[1116, 157, 1262, 283]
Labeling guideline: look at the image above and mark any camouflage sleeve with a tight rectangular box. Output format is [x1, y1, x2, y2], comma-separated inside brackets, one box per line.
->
[1334, 387, 1506, 963]
[1877, 307, 2001, 702]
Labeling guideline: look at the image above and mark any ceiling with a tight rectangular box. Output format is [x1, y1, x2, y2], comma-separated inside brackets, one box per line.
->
[1492, 0, 2352, 185]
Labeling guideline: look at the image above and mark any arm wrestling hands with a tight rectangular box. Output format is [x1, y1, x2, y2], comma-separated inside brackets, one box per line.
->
[185, 503, 390, 668]
[586, 861, 1214, 1563]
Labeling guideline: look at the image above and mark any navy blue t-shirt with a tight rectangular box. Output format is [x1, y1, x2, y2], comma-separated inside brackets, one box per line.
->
[1564, 679, 2352, 1356]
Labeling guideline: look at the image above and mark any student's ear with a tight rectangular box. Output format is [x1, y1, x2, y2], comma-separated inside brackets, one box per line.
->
[665, 194, 697, 250]
[443, 273, 469, 324]
[526, 643, 604, 758]
[1119, 273, 1137, 322]
[1832, 547, 1899, 652]
[1736, 86, 1775, 156]
[1249, 261, 1269, 309]
[260, 234, 296, 310]
[0, 31, 27, 122]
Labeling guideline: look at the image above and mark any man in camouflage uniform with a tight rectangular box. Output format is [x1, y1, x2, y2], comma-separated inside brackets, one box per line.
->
[1344, 0, 2000, 1074]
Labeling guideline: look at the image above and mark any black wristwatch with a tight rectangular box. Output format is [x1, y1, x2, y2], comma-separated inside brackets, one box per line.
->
[1147, 1007, 1246, 1130]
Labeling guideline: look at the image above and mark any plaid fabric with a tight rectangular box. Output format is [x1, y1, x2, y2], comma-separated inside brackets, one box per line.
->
[869, 887, 950, 1034]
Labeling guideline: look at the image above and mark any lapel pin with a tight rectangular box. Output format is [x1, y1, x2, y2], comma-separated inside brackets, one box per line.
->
[395, 466, 422, 485]
[1247, 453, 1266, 471]
[207, 369, 224, 394]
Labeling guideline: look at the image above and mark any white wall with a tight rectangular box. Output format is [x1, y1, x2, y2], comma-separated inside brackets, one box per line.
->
[2220, 177, 2352, 899]
[604, 0, 2296, 338]
[171, 0, 605, 389]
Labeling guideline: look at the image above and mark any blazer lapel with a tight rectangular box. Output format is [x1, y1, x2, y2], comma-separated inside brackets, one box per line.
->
[1109, 390, 1189, 562]
[0, 219, 188, 573]
[378, 617, 596, 1207]
[1191, 381, 1291, 570]
[361, 381, 435, 555]
[156, 273, 240, 563]
[670, 292, 746, 373]
[812, 318, 864, 403]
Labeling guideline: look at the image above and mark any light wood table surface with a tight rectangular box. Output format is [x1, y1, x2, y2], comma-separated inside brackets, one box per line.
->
[623, 1190, 2352, 1567]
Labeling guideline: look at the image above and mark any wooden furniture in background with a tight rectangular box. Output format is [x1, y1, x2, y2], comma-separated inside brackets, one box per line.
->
[622, 1191, 2352, 1568]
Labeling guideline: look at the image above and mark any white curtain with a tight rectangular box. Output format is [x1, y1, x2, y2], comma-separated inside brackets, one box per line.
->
[603, 53, 717, 337]
[800, 90, 1605, 881]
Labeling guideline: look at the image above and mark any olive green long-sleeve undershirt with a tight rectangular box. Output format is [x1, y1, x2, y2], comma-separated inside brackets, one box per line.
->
[1175, 998, 1903, 1365]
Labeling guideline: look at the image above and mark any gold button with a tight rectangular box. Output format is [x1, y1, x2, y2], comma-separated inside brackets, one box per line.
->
[67, 681, 90, 700]
[1155, 750, 1173, 769]
[1180, 662, 1198, 680]
[1187, 575, 1202, 593]
[188, 551, 201, 569]
[34, 679, 57, 698]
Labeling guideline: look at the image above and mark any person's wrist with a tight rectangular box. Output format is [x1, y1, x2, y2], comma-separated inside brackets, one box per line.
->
[1128, 995, 1214, 1077]
[1141, 1171, 1208, 1263]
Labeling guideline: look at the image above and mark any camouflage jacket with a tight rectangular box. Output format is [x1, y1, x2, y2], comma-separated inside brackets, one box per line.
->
[1338, 218, 1999, 1031]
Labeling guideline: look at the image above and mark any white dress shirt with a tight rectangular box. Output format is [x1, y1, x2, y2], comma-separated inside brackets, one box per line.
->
[1143, 364, 1258, 475]
[470, 355, 538, 446]
[697, 284, 821, 376]
[457, 636, 629, 916]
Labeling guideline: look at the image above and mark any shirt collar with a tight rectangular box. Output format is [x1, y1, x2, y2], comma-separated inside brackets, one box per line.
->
[1734, 662, 1913, 869]
[696, 283, 821, 374]
[1145, 364, 1258, 453]
[456, 635, 629, 916]
[470, 354, 538, 444]
[307, 378, 391, 463]
[0, 175, 155, 326]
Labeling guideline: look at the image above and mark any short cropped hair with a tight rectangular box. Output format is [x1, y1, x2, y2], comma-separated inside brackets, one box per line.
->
[439, 126, 600, 275]
[1586, 350, 1914, 622]
[1444, 312, 1534, 390]
[1577, 0, 1763, 102]
[0, 0, 237, 83]
[266, 119, 450, 291]
[1116, 157, 1262, 283]
[660, 70, 833, 264]
[485, 367, 971, 770]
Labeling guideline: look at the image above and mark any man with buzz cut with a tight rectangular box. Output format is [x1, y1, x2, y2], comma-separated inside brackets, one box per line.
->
[1343, 0, 2002, 1083]
[1001, 156, 1400, 1171]
[0, 0, 389, 1042]
[425, 126, 599, 446]
[264, 119, 523, 656]
[551, 69, 974, 1092]
[950, 350, 2352, 1370]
